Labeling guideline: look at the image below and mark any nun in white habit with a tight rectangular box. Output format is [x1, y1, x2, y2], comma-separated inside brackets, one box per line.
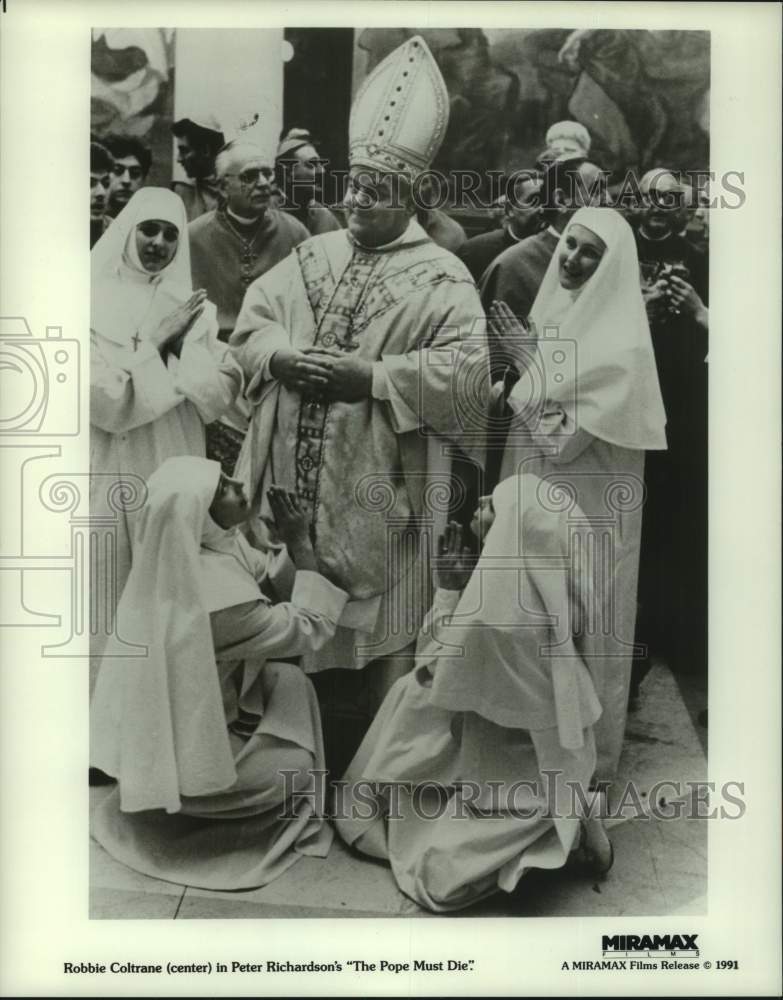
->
[90, 187, 242, 621]
[90, 456, 347, 889]
[335, 475, 612, 912]
[488, 206, 667, 780]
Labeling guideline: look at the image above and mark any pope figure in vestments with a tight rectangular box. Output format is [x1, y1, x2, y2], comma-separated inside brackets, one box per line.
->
[231, 37, 489, 699]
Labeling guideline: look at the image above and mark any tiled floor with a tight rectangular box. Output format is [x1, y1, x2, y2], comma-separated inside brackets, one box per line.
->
[90, 663, 707, 919]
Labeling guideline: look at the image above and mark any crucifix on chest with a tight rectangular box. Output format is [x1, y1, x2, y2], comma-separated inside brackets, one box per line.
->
[131, 331, 142, 351]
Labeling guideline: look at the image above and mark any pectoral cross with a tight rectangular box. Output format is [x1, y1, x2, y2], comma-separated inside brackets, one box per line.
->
[131, 331, 141, 351]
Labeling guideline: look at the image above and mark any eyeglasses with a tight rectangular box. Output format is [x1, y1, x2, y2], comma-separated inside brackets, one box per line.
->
[112, 164, 144, 181]
[137, 221, 180, 243]
[225, 167, 273, 187]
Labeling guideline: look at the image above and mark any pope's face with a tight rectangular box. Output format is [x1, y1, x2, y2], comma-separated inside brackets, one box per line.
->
[558, 223, 607, 290]
[343, 167, 412, 247]
[209, 474, 250, 529]
[134, 219, 180, 273]
[109, 156, 145, 213]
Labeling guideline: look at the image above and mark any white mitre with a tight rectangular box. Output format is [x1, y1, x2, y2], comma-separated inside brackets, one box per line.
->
[349, 35, 449, 177]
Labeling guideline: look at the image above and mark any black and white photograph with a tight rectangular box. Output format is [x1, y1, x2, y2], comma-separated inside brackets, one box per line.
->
[0, 2, 780, 997]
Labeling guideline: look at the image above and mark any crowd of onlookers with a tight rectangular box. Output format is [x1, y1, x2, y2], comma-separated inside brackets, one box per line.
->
[90, 110, 709, 694]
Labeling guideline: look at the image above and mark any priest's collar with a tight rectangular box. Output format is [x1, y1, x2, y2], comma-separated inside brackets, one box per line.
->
[348, 218, 430, 254]
[227, 207, 266, 227]
[638, 225, 677, 243]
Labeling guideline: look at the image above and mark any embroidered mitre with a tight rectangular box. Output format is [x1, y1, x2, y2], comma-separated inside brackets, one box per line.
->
[349, 36, 449, 178]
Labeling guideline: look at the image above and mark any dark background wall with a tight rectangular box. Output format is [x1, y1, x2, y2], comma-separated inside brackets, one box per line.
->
[283, 28, 354, 195]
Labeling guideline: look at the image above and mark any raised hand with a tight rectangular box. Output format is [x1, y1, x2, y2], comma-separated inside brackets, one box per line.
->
[434, 520, 475, 592]
[151, 289, 207, 353]
[665, 275, 708, 324]
[266, 486, 308, 545]
[488, 300, 535, 374]
[266, 486, 317, 571]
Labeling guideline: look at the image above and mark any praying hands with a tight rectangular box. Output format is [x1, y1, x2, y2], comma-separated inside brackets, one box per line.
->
[149, 288, 207, 356]
[488, 300, 536, 375]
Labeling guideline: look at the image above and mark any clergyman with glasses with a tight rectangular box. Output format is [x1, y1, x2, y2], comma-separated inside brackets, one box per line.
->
[188, 136, 310, 343]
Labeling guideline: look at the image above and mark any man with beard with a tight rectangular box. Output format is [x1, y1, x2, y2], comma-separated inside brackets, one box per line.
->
[90, 141, 114, 247]
[274, 128, 342, 236]
[172, 114, 225, 222]
[104, 134, 152, 219]
[632, 168, 708, 696]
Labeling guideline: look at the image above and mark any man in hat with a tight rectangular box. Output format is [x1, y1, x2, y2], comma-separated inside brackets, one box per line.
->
[544, 119, 592, 160]
[171, 114, 225, 222]
[274, 128, 342, 236]
[230, 37, 489, 711]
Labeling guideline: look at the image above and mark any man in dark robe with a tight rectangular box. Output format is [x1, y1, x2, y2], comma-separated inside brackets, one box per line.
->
[189, 139, 310, 341]
[632, 169, 708, 695]
[458, 170, 543, 281]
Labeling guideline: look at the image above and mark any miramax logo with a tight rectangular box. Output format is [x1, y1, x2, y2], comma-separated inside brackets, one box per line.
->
[602, 933, 699, 956]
